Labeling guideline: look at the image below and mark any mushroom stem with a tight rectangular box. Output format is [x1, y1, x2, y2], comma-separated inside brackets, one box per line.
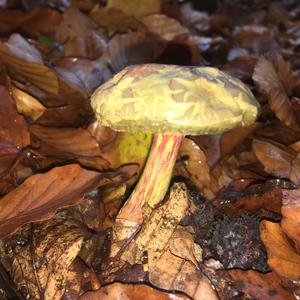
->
[117, 133, 184, 223]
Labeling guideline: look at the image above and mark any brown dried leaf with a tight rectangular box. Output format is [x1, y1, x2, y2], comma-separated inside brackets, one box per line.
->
[11, 85, 46, 121]
[114, 182, 190, 259]
[217, 180, 283, 215]
[223, 55, 257, 82]
[9, 213, 85, 300]
[290, 152, 300, 185]
[104, 0, 161, 19]
[169, 227, 202, 267]
[255, 120, 300, 146]
[150, 250, 218, 300]
[17, 7, 62, 38]
[0, 163, 132, 238]
[54, 58, 105, 93]
[252, 138, 295, 178]
[227, 270, 296, 300]
[99, 184, 126, 231]
[80, 282, 189, 300]
[55, 6, 107, 59]
[0, 34, 59, 94]
[281, 189, 300, 252]
[221, 123, 261, 158]
[112, 183, 217, 300]
[90, 7, 139, 33]
[62, 258, 94, 300]
[175, 138, 210, 194]
[260, 220, 300, 280]
[275, 54, 295, 97]
[0, 10, 25, 34]
[139, 14, 189, 42]
[99, 32, 159, 82]
[253, 56, 299, 129]
[30, 125, 103, 158]
[0, 85, 30, 156]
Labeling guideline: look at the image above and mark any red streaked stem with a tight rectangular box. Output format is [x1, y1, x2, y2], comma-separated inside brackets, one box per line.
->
[117, 133, 184, 224]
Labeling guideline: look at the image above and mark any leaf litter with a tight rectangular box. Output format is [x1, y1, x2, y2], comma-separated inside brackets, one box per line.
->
[0, 0, 300, 299]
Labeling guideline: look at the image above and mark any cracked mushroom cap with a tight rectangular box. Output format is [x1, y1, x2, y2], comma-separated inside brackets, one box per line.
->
[91, 64, 260, 135]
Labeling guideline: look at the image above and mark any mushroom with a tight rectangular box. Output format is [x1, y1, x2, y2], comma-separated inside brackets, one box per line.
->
[91, 64, 260, 226]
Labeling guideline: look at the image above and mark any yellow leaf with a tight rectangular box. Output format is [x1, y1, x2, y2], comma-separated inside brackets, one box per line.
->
[11, 85, 46, 121]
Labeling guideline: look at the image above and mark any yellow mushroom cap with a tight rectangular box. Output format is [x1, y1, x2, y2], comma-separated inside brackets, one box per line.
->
[91, 64, 260, 135]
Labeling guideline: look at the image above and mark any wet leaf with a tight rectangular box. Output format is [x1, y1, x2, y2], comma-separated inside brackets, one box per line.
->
[175, 138, 211, 196]
[217, 180, 284, 215]
[253, 56, 299, 129]
[0, 85, 30, 156]
[281, 189, 300, 252]
[221, 123, 260, 158]
[260, 220, 300, 280]
[8, 213, 85, 300]
[0, 163, 136, 238]
[252, 138, 296, 178]
[226, 270, 296, 300]
[80, 282, 189, 300]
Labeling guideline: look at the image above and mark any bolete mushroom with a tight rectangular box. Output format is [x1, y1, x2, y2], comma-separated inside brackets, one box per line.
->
[91, 64, 260, 225]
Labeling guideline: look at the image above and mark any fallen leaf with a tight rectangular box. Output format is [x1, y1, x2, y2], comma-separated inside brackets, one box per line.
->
[260, 220, 300, 280]
[90, 6, 139, 33]
[252, 138, 296, 178]
[0, 34, 59, 94]
[226, 270, 296, 300]
[281, 189, 300, 252]
[62, 258, 95, 300]
[54, 58, 105, 93]
[0, 85, 30, 156]
[103, 0, 161, 19]
[0, 163, 136, 238]
[99, 32, 159, 83]
[30, 125, 103, 159]
[253, 56, 299, 129]
[11, 84, 46, 121]
[175, 138, 211, 196]
[8, 213, 85, 300]
[255, 120, 300, 146]
[217, 180, 284, 215]
[99, 183, 126, 230]
[220, 123, 260, 158]
[80, 282, 189, 300]
[169, 227, 202, 267]
[55, 5, 107, 59]
[17, 7, 62, 38]
[109, 183, 217, 300]
[139, 14, 189, 42]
